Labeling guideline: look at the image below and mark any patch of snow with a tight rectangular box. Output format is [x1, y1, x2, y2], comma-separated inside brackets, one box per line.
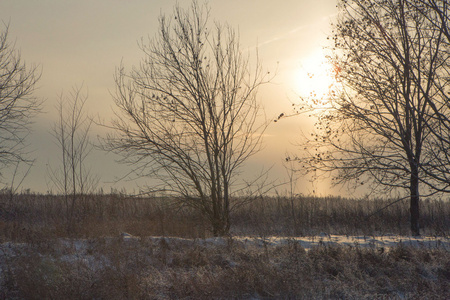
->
[232, 235, 449, 251]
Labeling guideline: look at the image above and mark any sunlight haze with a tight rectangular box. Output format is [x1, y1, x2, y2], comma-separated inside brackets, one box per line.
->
[0, 0, 340, 195]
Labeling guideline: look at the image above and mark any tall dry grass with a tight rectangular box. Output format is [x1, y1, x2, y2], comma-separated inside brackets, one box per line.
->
[233, 195, 450, 237]
[0, 192, 208, 242]
[0, 192, 448, 242]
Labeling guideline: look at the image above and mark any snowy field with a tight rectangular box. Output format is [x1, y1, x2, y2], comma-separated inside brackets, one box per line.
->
[117, 233, 450, 252]
[231, 234, 450, 250]
[2, 233, 447, 270]
[1, 234, 449, 298]
[2, 233, 449, 260]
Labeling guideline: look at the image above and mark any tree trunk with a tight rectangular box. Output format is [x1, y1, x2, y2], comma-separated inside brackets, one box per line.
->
[410, 169, 420, 236]
[211, 216, 229, 237]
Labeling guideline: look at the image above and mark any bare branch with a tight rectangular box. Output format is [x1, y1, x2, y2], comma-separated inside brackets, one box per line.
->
[0, 22, 41, 174]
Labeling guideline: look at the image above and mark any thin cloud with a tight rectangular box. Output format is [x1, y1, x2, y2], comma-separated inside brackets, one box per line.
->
[256, 12, 338, 49]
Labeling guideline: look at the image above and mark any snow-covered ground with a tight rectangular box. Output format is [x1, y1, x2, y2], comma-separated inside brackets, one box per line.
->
[98, 233, 450, 255]
[121, 233, 450, 249]
[0, 234, 448, 298]
[1, 234, 448, 271]
[2, 234, 448, 255]
[230, 234, 450, 250]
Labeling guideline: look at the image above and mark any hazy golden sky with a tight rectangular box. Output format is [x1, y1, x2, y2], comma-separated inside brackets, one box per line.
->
[0, 0, 340, 195]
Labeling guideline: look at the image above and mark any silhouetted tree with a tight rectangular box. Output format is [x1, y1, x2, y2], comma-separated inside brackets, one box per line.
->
[0, 23, 41, 172]
[105, 2, 269, 236]
[409, 0, 450, 190]
[297, 0, 450, 236]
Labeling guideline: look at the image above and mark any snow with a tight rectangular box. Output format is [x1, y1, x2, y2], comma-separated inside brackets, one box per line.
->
[231, 234, 450, 251]
[0, 234, 448, 273]
[84, 233, 450, 252]
[1, 234, 448, 255]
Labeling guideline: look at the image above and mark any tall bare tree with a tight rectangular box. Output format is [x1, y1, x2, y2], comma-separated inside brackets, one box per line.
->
[409, 0, 450, 190]
[105, 2, 269, 236]
[0, 23, 41, 172]
[297, 0, 450, 235]
[48, 86, 98, 229]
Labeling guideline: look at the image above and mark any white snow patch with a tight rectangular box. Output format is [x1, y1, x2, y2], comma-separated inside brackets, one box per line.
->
[231, 235, 450, 251]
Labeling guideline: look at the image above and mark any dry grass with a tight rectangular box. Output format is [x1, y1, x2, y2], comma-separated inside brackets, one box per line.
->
[1, 236, 449, 299]
[1, 192, 448, 241]
[0, 192, 209, 242]
[0, 192, 449, 298]
[233, 195, 450, 237]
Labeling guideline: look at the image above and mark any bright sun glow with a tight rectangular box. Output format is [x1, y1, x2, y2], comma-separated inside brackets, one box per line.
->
[293, 50, 336, 107]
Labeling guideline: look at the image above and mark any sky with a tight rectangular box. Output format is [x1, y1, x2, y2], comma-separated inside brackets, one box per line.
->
[0, 0, 342, 195]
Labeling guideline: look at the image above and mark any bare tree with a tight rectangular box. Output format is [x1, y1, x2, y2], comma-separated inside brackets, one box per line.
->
[48, 86, 98, 229]
[0, 23, 41, 172]
[296, 0, 450, 235]
[408, 0, 450, 190]
[104, 2, 269, 236]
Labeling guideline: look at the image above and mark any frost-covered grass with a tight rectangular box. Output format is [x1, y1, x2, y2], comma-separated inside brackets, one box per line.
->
[0, 192, 449, 298]
[1, 235, 449, 299]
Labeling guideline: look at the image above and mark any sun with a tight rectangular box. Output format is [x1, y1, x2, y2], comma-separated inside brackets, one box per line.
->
[293, 50, 336, 107]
